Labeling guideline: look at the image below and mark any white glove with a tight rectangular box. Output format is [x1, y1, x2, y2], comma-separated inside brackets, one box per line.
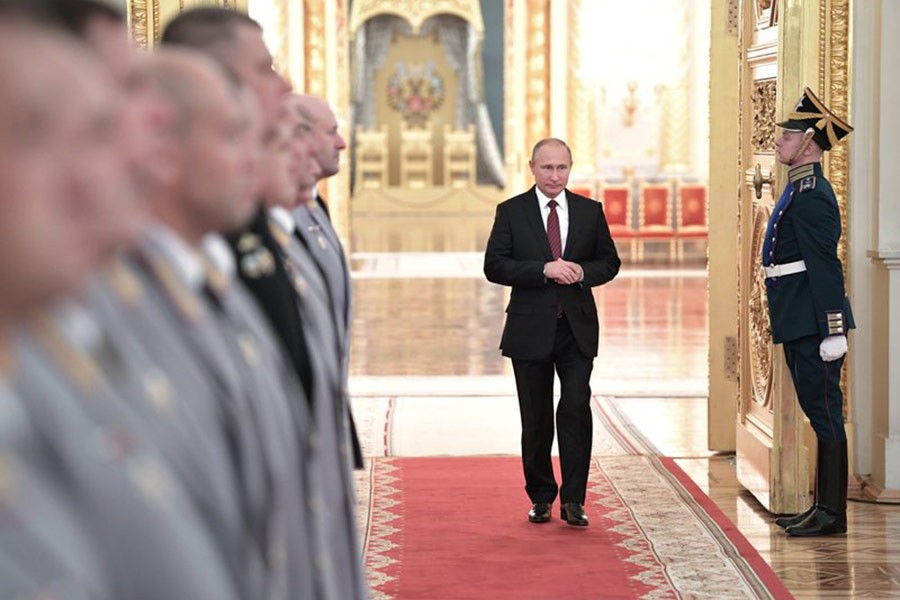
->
[819, 335, 848, 362]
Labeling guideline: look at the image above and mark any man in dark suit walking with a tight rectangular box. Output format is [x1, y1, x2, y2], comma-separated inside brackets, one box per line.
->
[484, 138, 620, 527]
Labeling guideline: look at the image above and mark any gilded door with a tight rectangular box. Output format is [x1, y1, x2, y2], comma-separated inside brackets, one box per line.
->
[734, 0, 852, 513]
[735, 0, 808, 514]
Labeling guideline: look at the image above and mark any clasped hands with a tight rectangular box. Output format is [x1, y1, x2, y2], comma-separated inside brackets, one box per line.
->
[543, 258, 583, 285]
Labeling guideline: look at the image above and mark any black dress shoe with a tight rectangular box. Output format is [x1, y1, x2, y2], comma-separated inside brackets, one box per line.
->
[560, 502, 589, 527]
[785, 507, 846, 537]
[774, 505, 816, 529]
[528, 502, 552, 523]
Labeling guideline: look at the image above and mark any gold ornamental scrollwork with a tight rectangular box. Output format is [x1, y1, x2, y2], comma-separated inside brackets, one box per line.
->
[128, 0, 150, 48]
[822, 0, 851, 409]
[751, 79, 777, 153]
[749, 207, 775, 408]
[825, 0, 850, 274]
[127, 0, 160, 48]
[349, 0, 484, 36]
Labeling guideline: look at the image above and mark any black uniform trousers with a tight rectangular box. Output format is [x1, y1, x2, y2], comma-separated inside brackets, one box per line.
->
[783, 334, 846, 442]
[512, 314, 593, 505]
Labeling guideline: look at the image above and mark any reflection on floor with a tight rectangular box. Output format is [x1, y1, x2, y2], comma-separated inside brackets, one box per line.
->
[348, 213, 899, 598]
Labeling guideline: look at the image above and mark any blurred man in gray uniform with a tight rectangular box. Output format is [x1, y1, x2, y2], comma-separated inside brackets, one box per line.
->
[261, 96, 369, 600]
[290, 94, 364, 470]
[0, 14, 109, 598]
[163, 8, 369, 599]
[2, 17, 241, 600]
[38, 2, 269, 594]
[133, 50, 322, 599]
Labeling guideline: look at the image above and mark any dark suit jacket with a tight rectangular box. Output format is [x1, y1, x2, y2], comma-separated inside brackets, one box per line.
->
[227, 205, 314, 401]
[764, 163, 855, 344]
[484, 186, 621, 360]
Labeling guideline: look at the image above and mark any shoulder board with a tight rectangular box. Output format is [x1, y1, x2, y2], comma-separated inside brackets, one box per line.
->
[797, 176, 817, 193]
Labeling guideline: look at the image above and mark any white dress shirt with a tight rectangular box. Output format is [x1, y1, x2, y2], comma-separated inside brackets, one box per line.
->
[144, 225, 205, 293]
[268, 205, 296, 235]
[535, 187, 569, 254]
[202, 234, 237, 281]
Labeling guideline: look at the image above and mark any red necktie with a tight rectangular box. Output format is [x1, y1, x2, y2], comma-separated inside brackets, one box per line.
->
[547, 199, 563, 317]
[547, 199, 562, 259]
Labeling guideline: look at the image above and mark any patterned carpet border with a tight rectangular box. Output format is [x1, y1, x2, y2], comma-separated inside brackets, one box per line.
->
[592, 395, 661, 456]
[361, 458, 402, 600]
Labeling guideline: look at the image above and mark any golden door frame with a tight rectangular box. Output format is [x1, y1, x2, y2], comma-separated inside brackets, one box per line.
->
[712, 0, 853, 514]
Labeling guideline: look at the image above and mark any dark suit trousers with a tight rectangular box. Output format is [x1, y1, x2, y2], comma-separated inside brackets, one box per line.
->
[783, 334, 846, 442]
[512, 315, 593, 505]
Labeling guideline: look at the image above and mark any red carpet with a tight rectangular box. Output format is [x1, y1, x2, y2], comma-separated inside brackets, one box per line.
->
[363, 456, 793, 600]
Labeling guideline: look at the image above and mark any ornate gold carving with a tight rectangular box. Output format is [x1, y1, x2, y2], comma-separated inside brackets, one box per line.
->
[126, 0, 163, 48]
[751, 79, 777, 153]
[152, 0, 160, 45]
[822, 0, 851, 410]
[825, 0, 850, 271]
[749, 207, 775, 407]
[349, 0, 484, 36]
[819, 0, 827, 94]
[129, 0, 150, 48]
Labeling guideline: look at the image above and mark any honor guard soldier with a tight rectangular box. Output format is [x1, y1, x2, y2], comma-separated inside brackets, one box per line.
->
[764, 87, 854, 537]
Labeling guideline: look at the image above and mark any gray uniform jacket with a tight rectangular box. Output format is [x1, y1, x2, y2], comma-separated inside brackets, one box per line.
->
[83, 258, 254, 597]
[293, 202, 364, 469]
[0, 380, 110, 599]
[270, 208, 369, 600]
[12, 312, 242, 600]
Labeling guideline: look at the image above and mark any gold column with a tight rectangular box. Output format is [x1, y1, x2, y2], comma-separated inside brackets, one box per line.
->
[324, 0, 351, 249]
[567, 0, 596, 175]
[504, 0, 550, 192]
[504, 0, 527, 192]
[525, 0, 551, 154]
[659, 1, 690, 174]
[707, 0, 741, 451]
[302, 0, 327, 97]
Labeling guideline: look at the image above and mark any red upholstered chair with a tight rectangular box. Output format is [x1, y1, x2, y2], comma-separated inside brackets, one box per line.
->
[599, 184, 636, 261]
[637, 180, 675, 262]
[569, 183, 595, 199]
[675, 183, 708, 263]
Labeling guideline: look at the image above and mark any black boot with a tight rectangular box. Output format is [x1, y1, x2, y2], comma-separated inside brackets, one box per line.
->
[787, 439, 847, 537]
[774, 504, 815, 529]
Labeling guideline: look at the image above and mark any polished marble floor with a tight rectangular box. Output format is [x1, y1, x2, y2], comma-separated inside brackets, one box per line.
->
[347, 213, 899, 598]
